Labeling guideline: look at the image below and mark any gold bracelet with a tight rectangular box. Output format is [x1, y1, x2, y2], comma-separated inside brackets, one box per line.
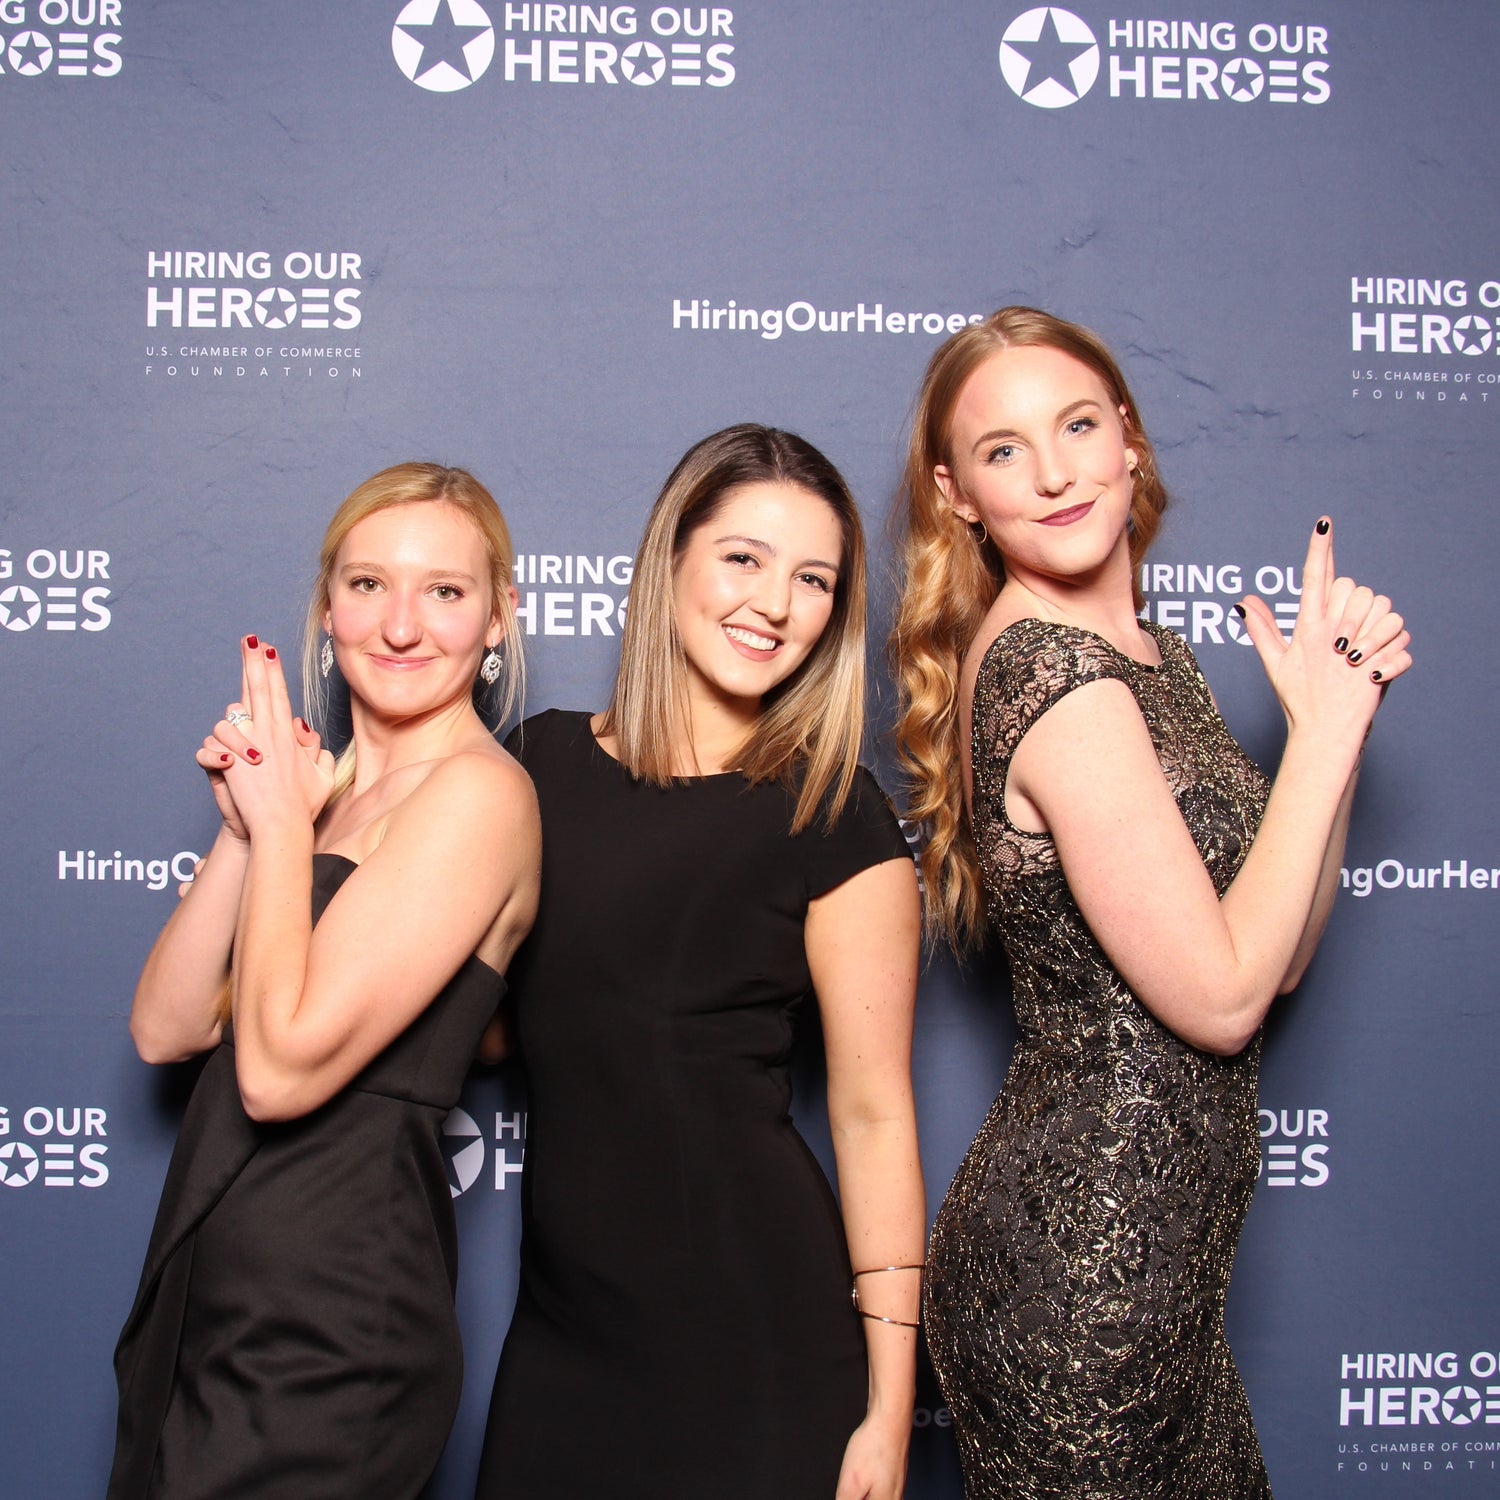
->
[850, 1262, 925, 1329]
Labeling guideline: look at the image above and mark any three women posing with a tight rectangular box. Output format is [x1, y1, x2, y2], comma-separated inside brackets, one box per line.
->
[109, 465, 539, 1499]
[109, 320, 1403, 1499]
[892, 308, 1411, 1498]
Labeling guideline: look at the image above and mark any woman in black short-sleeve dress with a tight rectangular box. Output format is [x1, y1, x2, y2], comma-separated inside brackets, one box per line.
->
[475, 426, 924, 1500]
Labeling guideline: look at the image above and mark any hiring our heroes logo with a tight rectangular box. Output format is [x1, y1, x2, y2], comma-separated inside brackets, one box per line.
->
[392, 0, 736, 93]
[0, 547, 112, 633]
[0, 1105, 109, 1189]
[0, 0, 122, 82]
[997, 6, 1330, 109]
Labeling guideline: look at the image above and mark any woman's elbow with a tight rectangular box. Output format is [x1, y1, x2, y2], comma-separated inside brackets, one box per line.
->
[235, 1058, 323, 1123]
[1197, 1027, 1258, 1060]
[1277, 961, 1310, 996]
[130, 1013, 213, 1066]
[238, 1083, 313, 1124]
[1188, 1004, 1265, 1058]
[129, 1016, 172, 1064]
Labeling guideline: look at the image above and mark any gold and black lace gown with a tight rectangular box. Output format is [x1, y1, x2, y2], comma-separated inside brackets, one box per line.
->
[925, 619, 1274, 1500]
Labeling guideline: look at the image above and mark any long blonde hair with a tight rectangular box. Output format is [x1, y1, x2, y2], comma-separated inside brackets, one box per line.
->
[890, 307, 1168, 950]
[302, 462, 525, 799]
[598, 424, 868, 833]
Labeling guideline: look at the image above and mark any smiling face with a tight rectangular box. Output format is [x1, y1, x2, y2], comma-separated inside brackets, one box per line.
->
[324, 500, 501, 725]
[936, 343, 1139, 593]
[671, 480, 843, 726]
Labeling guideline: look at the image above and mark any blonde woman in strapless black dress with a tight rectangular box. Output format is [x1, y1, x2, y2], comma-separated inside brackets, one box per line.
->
[109, 464, 539, 1499]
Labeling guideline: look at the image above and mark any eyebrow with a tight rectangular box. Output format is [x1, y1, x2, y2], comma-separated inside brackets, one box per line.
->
[338, 561, 483, 584]
[712, 534, 840, 574]
[970, 398, 1103, 453]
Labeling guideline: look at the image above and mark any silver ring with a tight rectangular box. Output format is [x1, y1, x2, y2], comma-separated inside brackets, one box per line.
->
[225, 709, 252, 728]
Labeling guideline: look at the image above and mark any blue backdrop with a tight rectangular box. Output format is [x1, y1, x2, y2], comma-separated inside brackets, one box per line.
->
[3, 3, 1494, 1495]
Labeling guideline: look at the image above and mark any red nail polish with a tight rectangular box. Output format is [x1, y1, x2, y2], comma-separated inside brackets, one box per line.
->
[265, 646, 278, 661]
[296, 717, 309, 732]
[246, 635, 258, 650]
[220, 753, 232, 764]
[245, 747, 262, 763]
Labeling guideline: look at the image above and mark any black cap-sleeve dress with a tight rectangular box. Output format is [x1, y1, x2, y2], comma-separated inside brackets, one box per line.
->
[475, 710, 910, 1500]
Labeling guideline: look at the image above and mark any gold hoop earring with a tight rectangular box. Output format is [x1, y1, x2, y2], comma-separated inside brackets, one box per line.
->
[969, 519, 988, 546]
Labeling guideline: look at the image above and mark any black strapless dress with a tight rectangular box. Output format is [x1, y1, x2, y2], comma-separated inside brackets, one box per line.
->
[108, 853, 502, 1500]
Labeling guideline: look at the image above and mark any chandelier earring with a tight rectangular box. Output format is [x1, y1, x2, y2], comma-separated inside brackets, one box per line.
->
[479, 645, 503, 686]
[320, 636, 335, 680]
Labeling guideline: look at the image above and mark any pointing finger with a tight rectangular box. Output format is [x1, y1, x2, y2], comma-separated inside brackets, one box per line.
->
[1299, 517, 1334, 619]
[260, 641, 294, 729]
[242, 635, 273, 728]
[240, 634, 257, 711]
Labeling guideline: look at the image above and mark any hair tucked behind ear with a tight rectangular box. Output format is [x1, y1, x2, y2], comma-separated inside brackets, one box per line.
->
[889, 307, 1167, 952]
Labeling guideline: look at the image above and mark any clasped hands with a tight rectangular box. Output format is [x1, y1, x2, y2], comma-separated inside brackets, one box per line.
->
[196, 635, 336, 843]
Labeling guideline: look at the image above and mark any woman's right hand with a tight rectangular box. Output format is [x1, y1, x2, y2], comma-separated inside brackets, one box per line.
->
[195, 643, 327, 844]
[1238, 517, 1412, 751]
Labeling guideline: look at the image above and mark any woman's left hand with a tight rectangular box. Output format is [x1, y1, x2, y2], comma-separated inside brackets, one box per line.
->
[835, 1413, 910, 1500]
[220, 636, 335, 835]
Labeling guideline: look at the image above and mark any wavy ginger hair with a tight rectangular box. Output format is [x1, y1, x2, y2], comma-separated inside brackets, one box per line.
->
[889, 307, 1168, 950]
[598, 423, 868, 833]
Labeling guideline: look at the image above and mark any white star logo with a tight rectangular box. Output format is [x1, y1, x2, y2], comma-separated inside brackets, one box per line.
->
[622, 41, 666, 85]
[999, 7, 1099, 108]
[7, 31, 54, 76]
[0, 1142, 40, 1185]
[0, 585, 42, 631]
[1453, 315, 1493, 355]
[392, 0, 496, 93]
[1222, 57, 1265, 102]
[254, 287, 298, 329]
[442, 1107, 485, 1198]
[1442, 1387, 1482, 1425]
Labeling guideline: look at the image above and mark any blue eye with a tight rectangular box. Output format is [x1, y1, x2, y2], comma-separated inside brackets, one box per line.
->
[986, 444, 1016, 464]
[1067, 416, 1099, 435]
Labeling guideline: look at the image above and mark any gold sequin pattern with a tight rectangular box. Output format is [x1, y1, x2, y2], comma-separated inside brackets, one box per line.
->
[925, 620, 1274, 1499]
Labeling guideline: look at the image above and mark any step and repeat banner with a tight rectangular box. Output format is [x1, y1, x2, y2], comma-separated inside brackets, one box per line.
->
[2, 3, 1494, 1495]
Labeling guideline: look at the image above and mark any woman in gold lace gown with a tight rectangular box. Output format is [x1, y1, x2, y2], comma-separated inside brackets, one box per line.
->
[890, 308, 1412, 1498]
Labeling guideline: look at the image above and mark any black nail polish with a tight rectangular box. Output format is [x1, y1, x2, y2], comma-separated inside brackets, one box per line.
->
[1316, 518, 1330, 535]
[1370, 669, 1384, 683]
[1347, 649, 1363, 665]
[1333, 637, 1349, 654]
[1232, 604, 1246, 620]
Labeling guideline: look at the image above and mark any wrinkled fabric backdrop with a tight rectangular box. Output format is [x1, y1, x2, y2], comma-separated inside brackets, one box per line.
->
[2, 3, 1493, 1495]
